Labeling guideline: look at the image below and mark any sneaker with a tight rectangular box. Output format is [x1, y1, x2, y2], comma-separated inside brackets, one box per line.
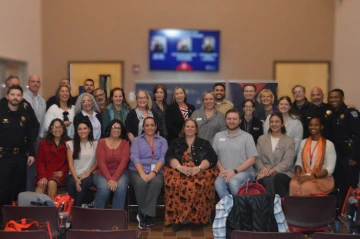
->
[136, 213, 148, 230]
[145, 215, 154, 227]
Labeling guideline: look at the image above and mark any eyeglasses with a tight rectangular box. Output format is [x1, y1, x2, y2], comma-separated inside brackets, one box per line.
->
[111, 126, 121, 131]
[244, 106, 254, 109]
[82, 100, 91, 104]
[51, 125, 63, 129]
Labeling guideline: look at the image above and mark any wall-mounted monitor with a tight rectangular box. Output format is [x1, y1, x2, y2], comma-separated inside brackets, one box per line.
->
[149, 29, 220, 71]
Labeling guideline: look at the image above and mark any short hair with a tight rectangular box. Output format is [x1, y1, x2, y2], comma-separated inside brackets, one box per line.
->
[330, 88, 344, 97]
[243, 84, 256, 92]
[179, 118, 198, 137]
[93, 87, 105, 94]
[292, 85, 306, 93]
[225, 108, 241, 119]
[257, 89, 275, 105]
[7, 85, 23, 95]
[242, 99, 256, 108]
[268, 112, 287, 134]
[213, 83, 225, 90]
[152, 84, 167, 103]
[5, 75, 20, 87]
[84, 78, 94, 85]
[136, 90, 152, 109]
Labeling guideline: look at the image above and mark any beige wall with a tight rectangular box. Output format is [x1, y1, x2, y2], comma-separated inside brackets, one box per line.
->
[42, 0, 334, 100]
[0, 0, 42, 88]
[333, 0, 360, 108]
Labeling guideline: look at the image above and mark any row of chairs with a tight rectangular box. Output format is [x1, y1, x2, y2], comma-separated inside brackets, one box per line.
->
[231, 231, 360, 238]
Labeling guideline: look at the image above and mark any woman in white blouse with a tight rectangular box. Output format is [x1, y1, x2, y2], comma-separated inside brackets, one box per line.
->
[263, 96, 303, 155]
[65, 119, 97, 206]
[44, 85, 75, 138]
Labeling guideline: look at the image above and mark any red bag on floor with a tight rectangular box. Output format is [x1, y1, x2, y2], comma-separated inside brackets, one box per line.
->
[53, 193, 74, 230]
[236, 180, 266, 195]
[4, 218, 53, 239]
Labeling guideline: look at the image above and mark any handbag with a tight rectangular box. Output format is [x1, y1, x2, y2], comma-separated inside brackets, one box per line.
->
[4, 218, 53, 239]
[236, 179, 266, 195]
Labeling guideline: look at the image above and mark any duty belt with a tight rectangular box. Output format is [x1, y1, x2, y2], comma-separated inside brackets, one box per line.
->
[0, 147, 25, 158]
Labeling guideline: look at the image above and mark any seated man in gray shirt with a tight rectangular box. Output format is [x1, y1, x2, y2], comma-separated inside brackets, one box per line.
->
[213, 108, 258, 199]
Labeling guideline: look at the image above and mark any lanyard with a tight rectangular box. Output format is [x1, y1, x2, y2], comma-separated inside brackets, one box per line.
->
[309, 141, 319, 166]
[146, 139, 155, 161]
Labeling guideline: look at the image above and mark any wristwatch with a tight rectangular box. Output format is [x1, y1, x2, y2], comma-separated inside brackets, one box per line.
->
[233, 169, 239, 174]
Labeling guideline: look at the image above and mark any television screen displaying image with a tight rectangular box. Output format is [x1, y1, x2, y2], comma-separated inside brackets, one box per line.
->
[149, 29, 220, 71]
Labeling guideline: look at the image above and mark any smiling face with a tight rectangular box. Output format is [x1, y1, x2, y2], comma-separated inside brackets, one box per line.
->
[174, 88, 185, 104]
[112, 90, 123, 107]
[51, 120, 64, 139]
[183, 120, 197, 137]
[6, 89, 23, 107]
[59, 86, 70, 102]
[77, 123, 90, 140]
[328, 91, 343, 109]
[28, 75, 41, 93]
[82, 95, 93, 112]
[136, 91, 148, 108]
[243, 86, 256, 100]
[310, 88, 324, 106]
[226, 112, 241, 131]
[143, 118, 157, 136]
[154, 88, 165, 102]
[293, 86, 305, 102]
[214, 85, 225, 101]
[260, 92, 272, 106]
[277, 99, 291, 114]
[243, 101, 255, 116]
[203, 93, 215, 110]
[110, 122, 122, 138]
[269, 115, 283, 134]
[308, 118, 323, 137]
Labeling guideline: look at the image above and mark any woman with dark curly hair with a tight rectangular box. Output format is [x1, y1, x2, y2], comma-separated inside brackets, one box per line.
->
[36, 118, 70, 198]
[93, 119, 130, 209]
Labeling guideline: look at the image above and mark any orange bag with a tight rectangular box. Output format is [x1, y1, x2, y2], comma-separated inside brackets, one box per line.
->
[4, 218, 52, 239]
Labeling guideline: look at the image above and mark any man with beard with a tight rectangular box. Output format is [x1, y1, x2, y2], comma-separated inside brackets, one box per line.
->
[0, 85, 35, 225]
[212, 108, 257, 199]
[327, 89, 360, 204]
[213, 83, 233, 115]
[93, 88, 106, 111]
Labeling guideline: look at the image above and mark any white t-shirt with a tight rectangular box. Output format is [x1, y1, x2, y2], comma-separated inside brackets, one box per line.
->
[66, 140, 98, 177]
[271, 136, 280, 152]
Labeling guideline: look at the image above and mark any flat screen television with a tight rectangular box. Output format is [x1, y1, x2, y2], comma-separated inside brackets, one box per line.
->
[149, 29, 220, 71]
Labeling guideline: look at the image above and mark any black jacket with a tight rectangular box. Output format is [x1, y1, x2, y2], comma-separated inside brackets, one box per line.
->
[240, 116, 263, 144]
[125, 109, 159, 138]
[165, 137, 218, 168]
[73, 112, 103, 138]
[226, 194, 278, 239]
[165, 102, 195, 144]
[292, 98, 312, 138]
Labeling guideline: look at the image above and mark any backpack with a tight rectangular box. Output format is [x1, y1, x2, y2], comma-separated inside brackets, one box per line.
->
[237, 179, 267, 195]
[17, 192, 55, 207]
[53, 193, 74, 230]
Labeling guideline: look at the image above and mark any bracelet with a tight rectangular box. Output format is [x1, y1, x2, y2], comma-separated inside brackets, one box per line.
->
[198, 166, 202, 171]
[152, 170, 158, 175]
[176, 165, 181, 170]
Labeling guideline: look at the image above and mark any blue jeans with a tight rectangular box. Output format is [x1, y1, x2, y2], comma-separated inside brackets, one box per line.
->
[215, 172, 253, 199]
[93, 173, 129, 209]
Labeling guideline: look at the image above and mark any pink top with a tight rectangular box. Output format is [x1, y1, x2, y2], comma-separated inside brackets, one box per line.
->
[95, 138, 130, 181]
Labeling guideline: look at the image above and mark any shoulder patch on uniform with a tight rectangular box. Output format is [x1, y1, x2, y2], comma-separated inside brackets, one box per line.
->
[351, 111, 358, 118]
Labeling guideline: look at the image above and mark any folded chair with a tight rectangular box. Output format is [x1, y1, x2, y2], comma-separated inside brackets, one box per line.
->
[313, 232, 360, 238]
[0, 230, 49, 239]
[231, 230, 303, 239]
[67, 229, 140, 239]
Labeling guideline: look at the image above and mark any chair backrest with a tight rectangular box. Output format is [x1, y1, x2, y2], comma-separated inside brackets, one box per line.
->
[71, 207, 127, 230]
[0, 230, 49, 239]
[284, 195, 337, 230]
[67, 229, 138, 239]
[2, 205, 60, 237]
[313, 232, 360, 238]
[231, 230, 303, 239]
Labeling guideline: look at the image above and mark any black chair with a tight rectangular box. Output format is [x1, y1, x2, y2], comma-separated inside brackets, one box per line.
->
[71, 206, 127, 230]
[0, 230, 49, 239]
[2, 205, 60, 237]
[313, 232, 360, 238]
[67, 229, 140, 239]
[231, 230, 303, 239]
[284, 195, 337, 234]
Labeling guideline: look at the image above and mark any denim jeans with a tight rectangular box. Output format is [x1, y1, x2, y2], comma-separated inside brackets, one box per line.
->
[215, 172, 253, 199]
[65, 174, 94, 207]
[93, 173, 129, 209]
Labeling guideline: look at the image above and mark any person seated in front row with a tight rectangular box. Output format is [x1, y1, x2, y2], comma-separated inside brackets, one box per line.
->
[289, 117, 336, 196]
[255, 112, 295, 197]
[129, 117, 168, 229]
[36, 118, 70, 198]
[93, 119, 130, 209]
[164, 119, 218, 232]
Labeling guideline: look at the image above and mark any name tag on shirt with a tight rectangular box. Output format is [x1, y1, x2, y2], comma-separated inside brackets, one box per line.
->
[151, 164, 156, 171]
[219, 138, 226, 142]
[196, 118, 202, 121]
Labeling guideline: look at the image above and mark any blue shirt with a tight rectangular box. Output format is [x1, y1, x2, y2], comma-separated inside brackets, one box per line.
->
[129, 134, 168, 173]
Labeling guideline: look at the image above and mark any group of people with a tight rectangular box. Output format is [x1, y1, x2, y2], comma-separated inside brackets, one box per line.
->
[0, 74, 359, 233]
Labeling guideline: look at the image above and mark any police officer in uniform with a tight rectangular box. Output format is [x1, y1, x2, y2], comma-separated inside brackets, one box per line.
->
[327, 89, 360, 203]
[0, 85, 35, 225]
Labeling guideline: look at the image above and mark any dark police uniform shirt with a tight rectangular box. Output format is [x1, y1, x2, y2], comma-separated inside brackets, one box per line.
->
[0, 104, 34, 157]
[292, 98, 313, 139]
[326, 104, 360, 163]
[309, 102, 332, 139]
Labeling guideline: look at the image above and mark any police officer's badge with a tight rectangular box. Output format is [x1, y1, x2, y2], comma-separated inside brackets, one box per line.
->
[340, 114, 345, 119]
[21, 116, 26, 122]
[23, 102, 28, 109]
[325, 110, 332, 118]
[351, 111, 358, 118]
[2, 118, 8, 123]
